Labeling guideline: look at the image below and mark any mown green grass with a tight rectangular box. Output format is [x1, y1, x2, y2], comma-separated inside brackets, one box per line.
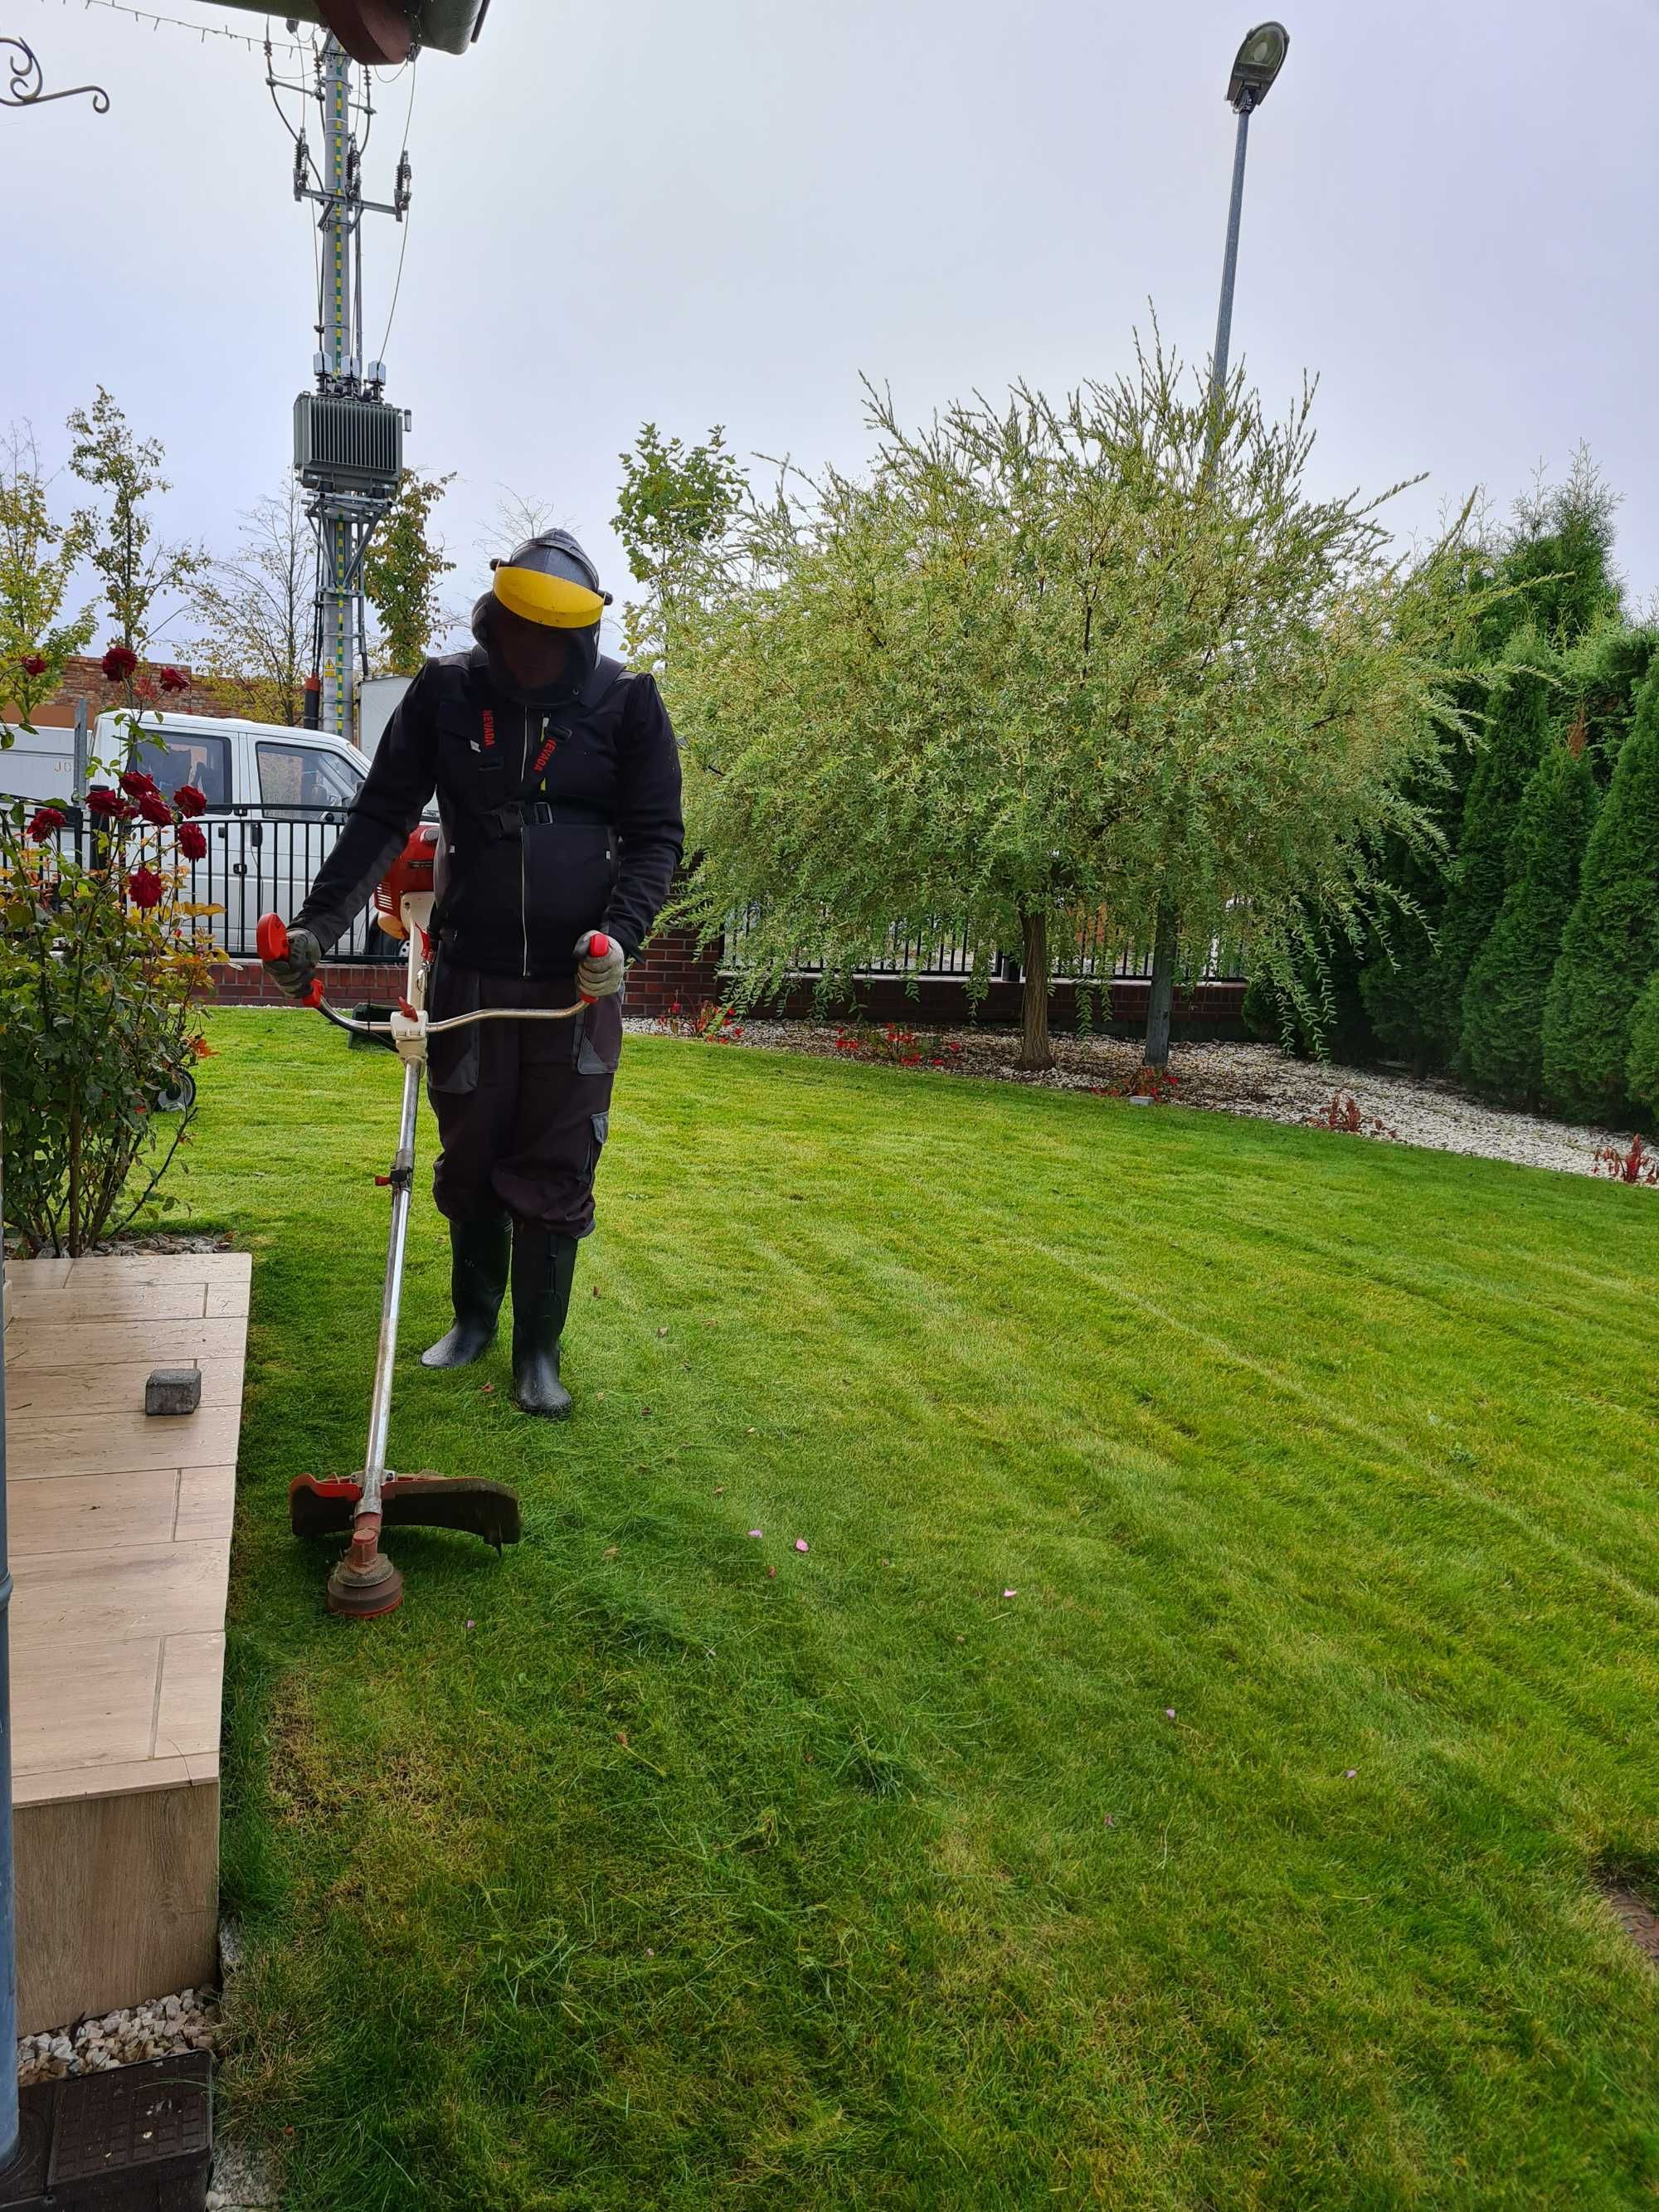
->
[187, 1012, 1659, 2210]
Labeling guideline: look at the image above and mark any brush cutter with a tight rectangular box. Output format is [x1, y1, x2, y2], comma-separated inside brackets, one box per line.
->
[257, 825, 611, 1620]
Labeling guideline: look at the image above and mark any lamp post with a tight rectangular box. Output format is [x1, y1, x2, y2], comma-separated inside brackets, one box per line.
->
[1209, 23, 1289, 420]
[1144, 21, 1290, 1071]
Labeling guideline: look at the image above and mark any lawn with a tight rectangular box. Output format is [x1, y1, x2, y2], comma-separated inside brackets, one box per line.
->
[187, 1012, 1659, 2210]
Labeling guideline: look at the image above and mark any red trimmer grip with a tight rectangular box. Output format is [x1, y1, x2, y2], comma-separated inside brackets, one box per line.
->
[578, 931, 612, 1006]
[256, 912, 289, 963]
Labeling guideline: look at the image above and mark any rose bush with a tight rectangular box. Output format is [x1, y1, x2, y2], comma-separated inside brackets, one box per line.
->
[1, 700, 220, 1254]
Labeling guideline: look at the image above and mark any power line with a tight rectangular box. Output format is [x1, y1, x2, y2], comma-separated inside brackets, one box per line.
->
[41, 0, 312, 57]
[375, 58, 418, 363]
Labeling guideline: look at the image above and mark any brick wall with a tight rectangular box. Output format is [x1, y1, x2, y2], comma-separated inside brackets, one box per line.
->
[7, 656, 234, 732]
[205, 942, 1247, 1039]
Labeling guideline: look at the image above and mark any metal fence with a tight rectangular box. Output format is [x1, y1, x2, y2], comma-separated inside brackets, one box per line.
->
[10, 805, 400, 963]
[721, 907, 1248, 984]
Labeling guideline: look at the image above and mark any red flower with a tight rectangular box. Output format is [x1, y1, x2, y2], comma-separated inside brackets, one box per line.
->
[19, 654, 47, 679]
[137, 791, 174, 828]
[100, 644, 139, 683]
[27, 805, 66, 843]
[157, 665, 190, 694]
[177, 820, 207, 862]
[126, 866, 165, 910]
[85, 785, 126, 818]
[173, 784, 207, 819]
[119, 770, 158, 799]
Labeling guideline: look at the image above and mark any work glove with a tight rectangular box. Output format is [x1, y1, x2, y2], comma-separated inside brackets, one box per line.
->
[575, 930, 625, 1000]
[265, 922, 323, 999]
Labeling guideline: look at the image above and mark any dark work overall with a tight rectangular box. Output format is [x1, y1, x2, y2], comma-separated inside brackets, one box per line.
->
[426, 969, 621, 1238]
[298, 634, 683, 1244]
[293, 571, 684, 1412]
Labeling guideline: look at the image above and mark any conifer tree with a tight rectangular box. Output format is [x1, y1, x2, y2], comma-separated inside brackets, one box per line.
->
[1540, 662, 1659, 1118]
[1625, 973, 1659, 1120]
[1458, 722, 1595, 1101]
[1433, 636, 1559, 1023]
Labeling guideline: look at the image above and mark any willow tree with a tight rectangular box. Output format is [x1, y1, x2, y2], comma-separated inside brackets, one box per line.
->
[669, 338, 1491, 1071]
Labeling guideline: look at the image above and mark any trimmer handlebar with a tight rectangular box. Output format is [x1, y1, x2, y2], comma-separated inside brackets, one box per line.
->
[255, 913, 612, 1032]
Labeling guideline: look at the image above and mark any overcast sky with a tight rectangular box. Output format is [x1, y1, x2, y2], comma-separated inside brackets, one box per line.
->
[9, 0, 1659, 659]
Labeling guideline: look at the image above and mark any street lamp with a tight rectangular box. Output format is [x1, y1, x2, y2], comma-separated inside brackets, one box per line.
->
[1211, 22, 1290, 407]
[1145, 23, 1291, 1072]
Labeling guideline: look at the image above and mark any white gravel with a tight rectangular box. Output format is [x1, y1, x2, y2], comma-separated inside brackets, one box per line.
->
[628, 1017, 1647, 1182]
[16, 1986, 221, 2085]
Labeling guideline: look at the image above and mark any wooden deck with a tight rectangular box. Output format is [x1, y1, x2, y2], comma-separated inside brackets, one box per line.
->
[4, 1252, 249, 2032]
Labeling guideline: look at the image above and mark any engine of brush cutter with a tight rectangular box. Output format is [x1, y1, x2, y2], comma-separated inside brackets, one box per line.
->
[372, 823, 440, 945]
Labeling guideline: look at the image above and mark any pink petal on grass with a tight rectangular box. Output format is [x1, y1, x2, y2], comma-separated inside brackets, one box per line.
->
[747, 1529, 763, 1539]
[1001, 1587, 1017, 1600]
[795, 1539, 810, 1553]
[1164, 1708, 1177, 1721]
[767, 1566, 777, 1580]
[1344, 1768, 1358, 1780]
[465, 1619, 474, 1631]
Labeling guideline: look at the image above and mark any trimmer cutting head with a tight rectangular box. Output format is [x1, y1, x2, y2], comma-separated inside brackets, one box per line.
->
[291, 1473, 523, 1552]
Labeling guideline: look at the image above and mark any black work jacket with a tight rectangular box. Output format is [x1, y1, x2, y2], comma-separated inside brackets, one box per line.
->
[297, 646, 684, 982]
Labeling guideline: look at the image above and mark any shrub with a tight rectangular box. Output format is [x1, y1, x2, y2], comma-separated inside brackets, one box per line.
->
[1591, 1133, 1659, 1187]
[1306, 1091, 1397, 1140]
[1625, 974, 1659, 1120]
[1540, 662, 1659, 1120]
[1434, 637, 1559, 1026]
[832, 1023, 961, 1071]
[0, 726, 216, 1253]
[1458, 730, 1596, 1101]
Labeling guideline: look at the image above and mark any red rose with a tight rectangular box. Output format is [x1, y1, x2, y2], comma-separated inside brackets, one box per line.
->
[138, 791, 173, 828]
[119, 770, 158, 799]
[157, 666, 190, 694]
[100, 644, 139, 683]
[177, 821, 207, 862]
[85, 785, 125, 818]
[27, 805, 66, 843]
[127, 866, 165, 910]
[173, 784, 207, 819]
[20, 654, 47, 679]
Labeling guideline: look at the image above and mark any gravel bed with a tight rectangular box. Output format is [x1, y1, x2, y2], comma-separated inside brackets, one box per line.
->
[17, 1986, 221, 2085]
[4, 1231, 233, 1260]
[627, 1018, 1645, 1182]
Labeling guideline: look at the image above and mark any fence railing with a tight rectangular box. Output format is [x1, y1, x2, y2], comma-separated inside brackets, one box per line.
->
[10, 803, 1252, 984]
[9, 805, 401, 963]
[720, 908, 1248, 984]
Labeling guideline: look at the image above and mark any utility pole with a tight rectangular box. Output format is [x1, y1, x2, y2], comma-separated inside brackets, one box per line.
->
[271, 29, 411, 744]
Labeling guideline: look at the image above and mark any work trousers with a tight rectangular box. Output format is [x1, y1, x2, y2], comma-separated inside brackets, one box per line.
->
[425, 956, 621, 1238]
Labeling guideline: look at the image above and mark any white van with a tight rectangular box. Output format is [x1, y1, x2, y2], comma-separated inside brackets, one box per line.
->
[2, 712, 394, 960]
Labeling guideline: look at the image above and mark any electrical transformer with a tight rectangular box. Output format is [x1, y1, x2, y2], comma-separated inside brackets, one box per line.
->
[210, 1, 491, 63]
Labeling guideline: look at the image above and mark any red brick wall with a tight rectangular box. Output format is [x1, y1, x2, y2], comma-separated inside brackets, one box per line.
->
[7, 656, 234, 732]
[205, 947, 1247, 1039]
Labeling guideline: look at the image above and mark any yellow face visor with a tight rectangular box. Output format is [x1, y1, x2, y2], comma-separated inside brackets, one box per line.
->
[492, 563, 606, 630]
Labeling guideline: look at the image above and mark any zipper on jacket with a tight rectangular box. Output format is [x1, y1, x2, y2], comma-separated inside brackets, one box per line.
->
[519, 710, 534, 977]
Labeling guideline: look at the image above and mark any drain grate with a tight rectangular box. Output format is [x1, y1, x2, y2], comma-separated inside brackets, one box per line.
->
[0, 2052, 212, 2210]
[1597, 1877, 1659, 1967]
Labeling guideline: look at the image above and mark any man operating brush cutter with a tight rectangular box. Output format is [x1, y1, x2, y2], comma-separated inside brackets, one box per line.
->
[265, 532, 684, 1417]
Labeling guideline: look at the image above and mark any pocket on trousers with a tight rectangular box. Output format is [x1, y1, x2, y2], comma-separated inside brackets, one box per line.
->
[587, 1111, 609, 1179]
[575, 998, 622, 1076]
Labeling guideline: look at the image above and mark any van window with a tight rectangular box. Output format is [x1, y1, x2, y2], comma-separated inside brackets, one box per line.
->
[257, 741, 362, 814]
[128, 729, 231, 810]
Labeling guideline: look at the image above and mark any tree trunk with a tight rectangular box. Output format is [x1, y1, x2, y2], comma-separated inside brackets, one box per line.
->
[1017, 908, 1053, 1073]
[1143, 901, 1178, 1070]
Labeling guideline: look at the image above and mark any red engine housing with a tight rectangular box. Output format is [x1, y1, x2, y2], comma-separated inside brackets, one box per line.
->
[372, 824, 440, 941]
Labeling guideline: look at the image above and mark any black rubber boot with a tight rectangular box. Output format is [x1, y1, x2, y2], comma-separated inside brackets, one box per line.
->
[510, 1224, 578, 1418]
[421, 1213, 510, 1369]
